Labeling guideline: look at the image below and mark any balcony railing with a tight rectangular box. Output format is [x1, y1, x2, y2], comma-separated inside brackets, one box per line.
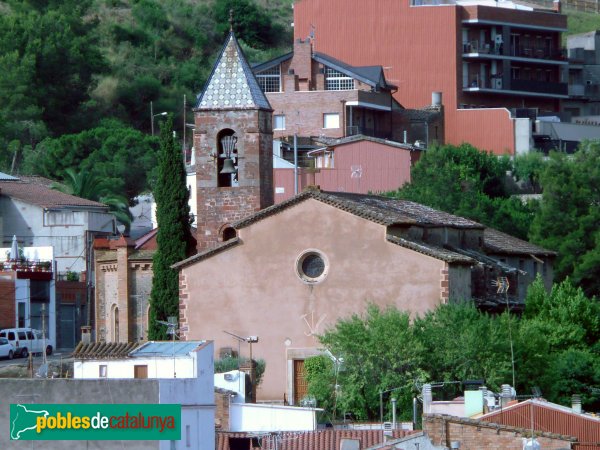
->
[510, 79, 568, 95]
[0, 259, 53, 273]
[463, 42, 566, 62]
[464, 76, 567, 96]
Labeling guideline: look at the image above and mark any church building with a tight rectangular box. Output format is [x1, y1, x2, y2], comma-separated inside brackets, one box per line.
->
[174, 31, 555, 403]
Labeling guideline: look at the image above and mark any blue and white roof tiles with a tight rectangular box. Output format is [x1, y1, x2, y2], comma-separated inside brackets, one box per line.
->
[196, 32, 271, 111]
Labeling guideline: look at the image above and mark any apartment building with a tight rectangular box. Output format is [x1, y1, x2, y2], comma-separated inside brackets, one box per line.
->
[293, 0, 568, 155]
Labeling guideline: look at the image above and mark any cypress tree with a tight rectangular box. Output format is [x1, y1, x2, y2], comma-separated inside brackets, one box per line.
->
[149, 116, 194, 340]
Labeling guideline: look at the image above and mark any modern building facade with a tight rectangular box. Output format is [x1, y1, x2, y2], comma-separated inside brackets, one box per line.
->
[293, 0, 568, 155]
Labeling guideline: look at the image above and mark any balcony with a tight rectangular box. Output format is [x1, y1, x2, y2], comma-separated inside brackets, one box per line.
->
[510, 79, 568, 96]
[462, 42, 567, 65]
[463, 76, 568, 98]
[0, 259, 54, 280]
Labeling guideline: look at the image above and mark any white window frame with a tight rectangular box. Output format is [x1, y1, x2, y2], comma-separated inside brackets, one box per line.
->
[323, 113, 340, 129]
[256, 65, 281, 93]
[274, 114, 286, 130]
[324, 67, 354, 91]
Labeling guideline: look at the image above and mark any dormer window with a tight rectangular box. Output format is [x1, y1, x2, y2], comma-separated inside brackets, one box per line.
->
[325, 67, 354, 90]
[256, 65, 281, 92]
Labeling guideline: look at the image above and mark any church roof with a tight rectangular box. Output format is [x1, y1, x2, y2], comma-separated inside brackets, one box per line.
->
[195, 32, 271, 111]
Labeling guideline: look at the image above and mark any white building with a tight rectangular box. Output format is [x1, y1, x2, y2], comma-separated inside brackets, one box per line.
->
[0, 173, 116, 274]
[73, 340, 215, 450]
[0, 245, 56, 346]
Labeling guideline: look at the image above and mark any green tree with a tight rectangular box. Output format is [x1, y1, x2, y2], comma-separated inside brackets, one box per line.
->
[148, 116, 194, 340]
[214, 0, 287, 49]
[414, 303, 513, 392]
[26, 119, 157, 204]
[530, 142, 600, 296]
[317, 304, 426, 420]
[51, 167, 133, 231]
[387, 144, 534, 239]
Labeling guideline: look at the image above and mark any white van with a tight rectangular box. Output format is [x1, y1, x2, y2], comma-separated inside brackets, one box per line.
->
[0, 328, 53, 358]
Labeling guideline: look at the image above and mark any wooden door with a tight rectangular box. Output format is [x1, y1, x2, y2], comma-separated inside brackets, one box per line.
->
[134, 365, 148, 379]
[293, 359, 308, 405]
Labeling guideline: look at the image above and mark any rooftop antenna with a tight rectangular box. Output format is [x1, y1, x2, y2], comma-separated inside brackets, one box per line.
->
[492, 276, 516, 388]
[157, 316, 179, 378]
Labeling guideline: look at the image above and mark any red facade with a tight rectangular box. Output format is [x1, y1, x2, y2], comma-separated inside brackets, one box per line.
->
[293, 0, 568, 154]
[273, 139, 419, 203]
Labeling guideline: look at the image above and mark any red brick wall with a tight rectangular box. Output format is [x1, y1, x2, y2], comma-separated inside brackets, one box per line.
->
[424, 415, 575, 450]
[194, 109, 273, 250]
[0, 273, 16, 330]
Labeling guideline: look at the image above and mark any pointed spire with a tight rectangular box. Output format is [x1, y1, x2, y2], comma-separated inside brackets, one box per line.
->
[195, 33, 271, 111]
[229, 8, 234, 32]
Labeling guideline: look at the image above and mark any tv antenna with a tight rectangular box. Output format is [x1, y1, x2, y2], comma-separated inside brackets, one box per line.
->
[157, 316, 179, 378]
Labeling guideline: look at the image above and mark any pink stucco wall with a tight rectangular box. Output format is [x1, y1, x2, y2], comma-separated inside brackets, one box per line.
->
[180, 199, 448, 401]
[273, 140, 414, 203]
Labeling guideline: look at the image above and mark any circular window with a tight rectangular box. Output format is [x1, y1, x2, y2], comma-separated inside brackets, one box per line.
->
[296, 250, 329, 284]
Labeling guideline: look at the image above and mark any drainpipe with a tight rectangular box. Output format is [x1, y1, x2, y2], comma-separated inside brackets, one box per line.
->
[293, 134, 298, 195]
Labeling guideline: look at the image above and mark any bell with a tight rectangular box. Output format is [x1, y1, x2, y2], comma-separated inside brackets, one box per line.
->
[220, 158, 237, 174]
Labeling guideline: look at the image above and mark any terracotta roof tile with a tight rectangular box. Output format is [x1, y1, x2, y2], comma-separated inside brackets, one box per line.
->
[71, 342, 141, 359]
[217, 429, 415, 450]
[0, 179, 107, 209]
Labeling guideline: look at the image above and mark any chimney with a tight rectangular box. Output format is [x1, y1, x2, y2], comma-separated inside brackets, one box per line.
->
[572, 394, 582, 414]
[422, 383, 433, 414]
[501, 384, 513, 407]
[290, 38, 312, 88]
[553, 0, 561, 12]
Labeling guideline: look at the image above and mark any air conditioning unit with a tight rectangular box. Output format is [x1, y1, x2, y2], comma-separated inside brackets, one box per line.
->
[493, 78, 503, 89]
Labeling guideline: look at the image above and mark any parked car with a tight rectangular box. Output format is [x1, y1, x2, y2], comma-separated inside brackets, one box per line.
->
[0, 337, 14, 359]
[0, 328, 53, 358]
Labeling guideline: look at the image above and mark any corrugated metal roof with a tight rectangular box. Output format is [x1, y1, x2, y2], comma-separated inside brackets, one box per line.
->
[130, 341, 205, 357]
[0, 172, 18, 180]
[481, 399, 600, 449]
[196, 32, 271, 110]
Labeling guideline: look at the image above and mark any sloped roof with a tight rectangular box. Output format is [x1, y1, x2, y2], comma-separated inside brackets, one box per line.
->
[130, 341, 205, 357]
[196, 32, 271, 110]
[386, 235, 474, 264]
[72, 342, 141, 359]
[252, 50, 394, 91]
[480, 399, 598, 445]
[316, 134, 418, 151]
[0, 179, 108, 209]
[484, 228, 556, 256]
[0, 172, 18, 181]
[216, 429, 414, 450]
[233, 190, 482, 230]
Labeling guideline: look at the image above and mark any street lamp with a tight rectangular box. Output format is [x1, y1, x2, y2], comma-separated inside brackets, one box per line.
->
[150, 101, 168, 136]
[224, 331, 259, 402]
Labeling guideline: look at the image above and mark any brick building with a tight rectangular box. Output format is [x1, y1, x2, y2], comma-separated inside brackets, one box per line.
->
[252, 38, 444, 149]
[93, 233, 154, 343]
[293, 0, 569, 155]
[193, 31, 274, 251]
[423, 414, 576, 449]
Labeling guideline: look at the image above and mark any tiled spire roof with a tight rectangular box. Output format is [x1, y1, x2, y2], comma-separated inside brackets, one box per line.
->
[195, 32, 271, 110]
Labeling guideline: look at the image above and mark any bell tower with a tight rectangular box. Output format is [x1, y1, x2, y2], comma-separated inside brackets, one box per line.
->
[193, 31, 274, 251]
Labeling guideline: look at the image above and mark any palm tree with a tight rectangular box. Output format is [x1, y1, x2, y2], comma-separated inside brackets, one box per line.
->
[52, 168, 133, 232]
